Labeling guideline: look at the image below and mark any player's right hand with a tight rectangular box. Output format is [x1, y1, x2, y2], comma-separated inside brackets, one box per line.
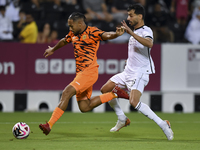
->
[43, 46, 54, 58]
[121, 20, 132, 35]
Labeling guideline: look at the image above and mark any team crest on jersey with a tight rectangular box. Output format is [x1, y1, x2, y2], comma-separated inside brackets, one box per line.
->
[82, 35, 87, 40]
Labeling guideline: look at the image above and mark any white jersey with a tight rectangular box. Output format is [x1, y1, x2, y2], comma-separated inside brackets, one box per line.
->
[124, 25, 155, 74]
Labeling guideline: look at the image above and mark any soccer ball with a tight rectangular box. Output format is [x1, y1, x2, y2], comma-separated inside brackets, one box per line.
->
[12, 122, 30, 139]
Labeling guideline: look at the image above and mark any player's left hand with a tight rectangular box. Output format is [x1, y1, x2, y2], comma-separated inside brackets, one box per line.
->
[116, 26, 125, 36]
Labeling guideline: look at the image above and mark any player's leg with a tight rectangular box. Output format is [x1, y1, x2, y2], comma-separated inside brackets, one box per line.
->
[128, 73, 174, 140]
[73, 66, 126, 112]
[78, 90, 129, 112]
[130, 89, 165, 126]
[77, 81, 129, 112]
[48, 85, 76, 126]
[39, 84, 76, 135]
[101, 73, 130, 132]
[77, 86, 118, 112]
[58, 85, 76, 110]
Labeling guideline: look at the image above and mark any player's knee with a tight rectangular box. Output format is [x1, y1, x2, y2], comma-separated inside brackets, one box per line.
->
[61, 90, 70, 100]
[62, 86, 76, 98]
[100, 87, 105, 93]
[62, 89, 67, 97]
[100, 86, 111, 94]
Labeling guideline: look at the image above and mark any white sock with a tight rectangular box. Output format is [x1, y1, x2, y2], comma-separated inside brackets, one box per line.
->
[135, 102, 164, 127]
[108, 98, 127, 122]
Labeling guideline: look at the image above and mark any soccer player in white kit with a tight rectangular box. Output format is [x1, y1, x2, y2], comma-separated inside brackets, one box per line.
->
[101, 4, 174, 140]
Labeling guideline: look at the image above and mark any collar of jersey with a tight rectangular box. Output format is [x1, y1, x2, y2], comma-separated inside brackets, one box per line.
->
[134, 25, 144, 31]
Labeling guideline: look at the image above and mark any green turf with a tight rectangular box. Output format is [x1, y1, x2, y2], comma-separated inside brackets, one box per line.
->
[0, 112, 200, 150]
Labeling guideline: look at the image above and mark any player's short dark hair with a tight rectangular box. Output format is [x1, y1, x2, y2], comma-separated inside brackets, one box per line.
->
[127, 4, 145, 20]
[68, 12, 86, 22]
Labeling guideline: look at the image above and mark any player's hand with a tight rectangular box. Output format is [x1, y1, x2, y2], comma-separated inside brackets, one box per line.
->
[121, 20, 133, 35]
[43, 46, 54, 58]
[116, 26, 125, 36]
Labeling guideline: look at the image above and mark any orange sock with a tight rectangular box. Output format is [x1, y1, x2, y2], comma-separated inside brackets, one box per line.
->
[100, 92, 117, 103]
[48, 107, 64, 129]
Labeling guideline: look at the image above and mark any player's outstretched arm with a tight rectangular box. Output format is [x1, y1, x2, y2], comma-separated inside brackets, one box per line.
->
[43, 38, 68, 58]
[102, 26, 125, 40]
[121, 20, 153, 48]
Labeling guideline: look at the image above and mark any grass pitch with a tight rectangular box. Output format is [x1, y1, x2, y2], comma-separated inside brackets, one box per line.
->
[0, 112, 200, 150]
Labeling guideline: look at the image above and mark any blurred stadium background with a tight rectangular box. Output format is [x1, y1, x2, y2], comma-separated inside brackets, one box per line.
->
[1, 0, 200, 113]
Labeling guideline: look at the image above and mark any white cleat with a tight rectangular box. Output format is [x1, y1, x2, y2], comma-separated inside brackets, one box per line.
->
[162, 120, 174, 140]
[110, 118, 131, 132]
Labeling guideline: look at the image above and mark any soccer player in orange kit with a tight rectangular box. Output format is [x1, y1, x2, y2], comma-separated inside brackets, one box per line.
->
[39, 12, 129, 135]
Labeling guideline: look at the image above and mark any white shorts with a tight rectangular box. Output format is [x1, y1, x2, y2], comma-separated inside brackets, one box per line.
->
[110, 71, 149, 94]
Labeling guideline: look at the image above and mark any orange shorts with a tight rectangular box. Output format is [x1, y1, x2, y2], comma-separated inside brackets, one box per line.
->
[70, 66, 98, 101]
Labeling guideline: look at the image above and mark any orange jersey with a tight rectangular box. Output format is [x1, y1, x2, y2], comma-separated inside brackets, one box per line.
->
[65, 26, 105, 73]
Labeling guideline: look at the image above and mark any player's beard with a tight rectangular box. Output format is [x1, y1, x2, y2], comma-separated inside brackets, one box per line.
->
[130, 20, 138, 27]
